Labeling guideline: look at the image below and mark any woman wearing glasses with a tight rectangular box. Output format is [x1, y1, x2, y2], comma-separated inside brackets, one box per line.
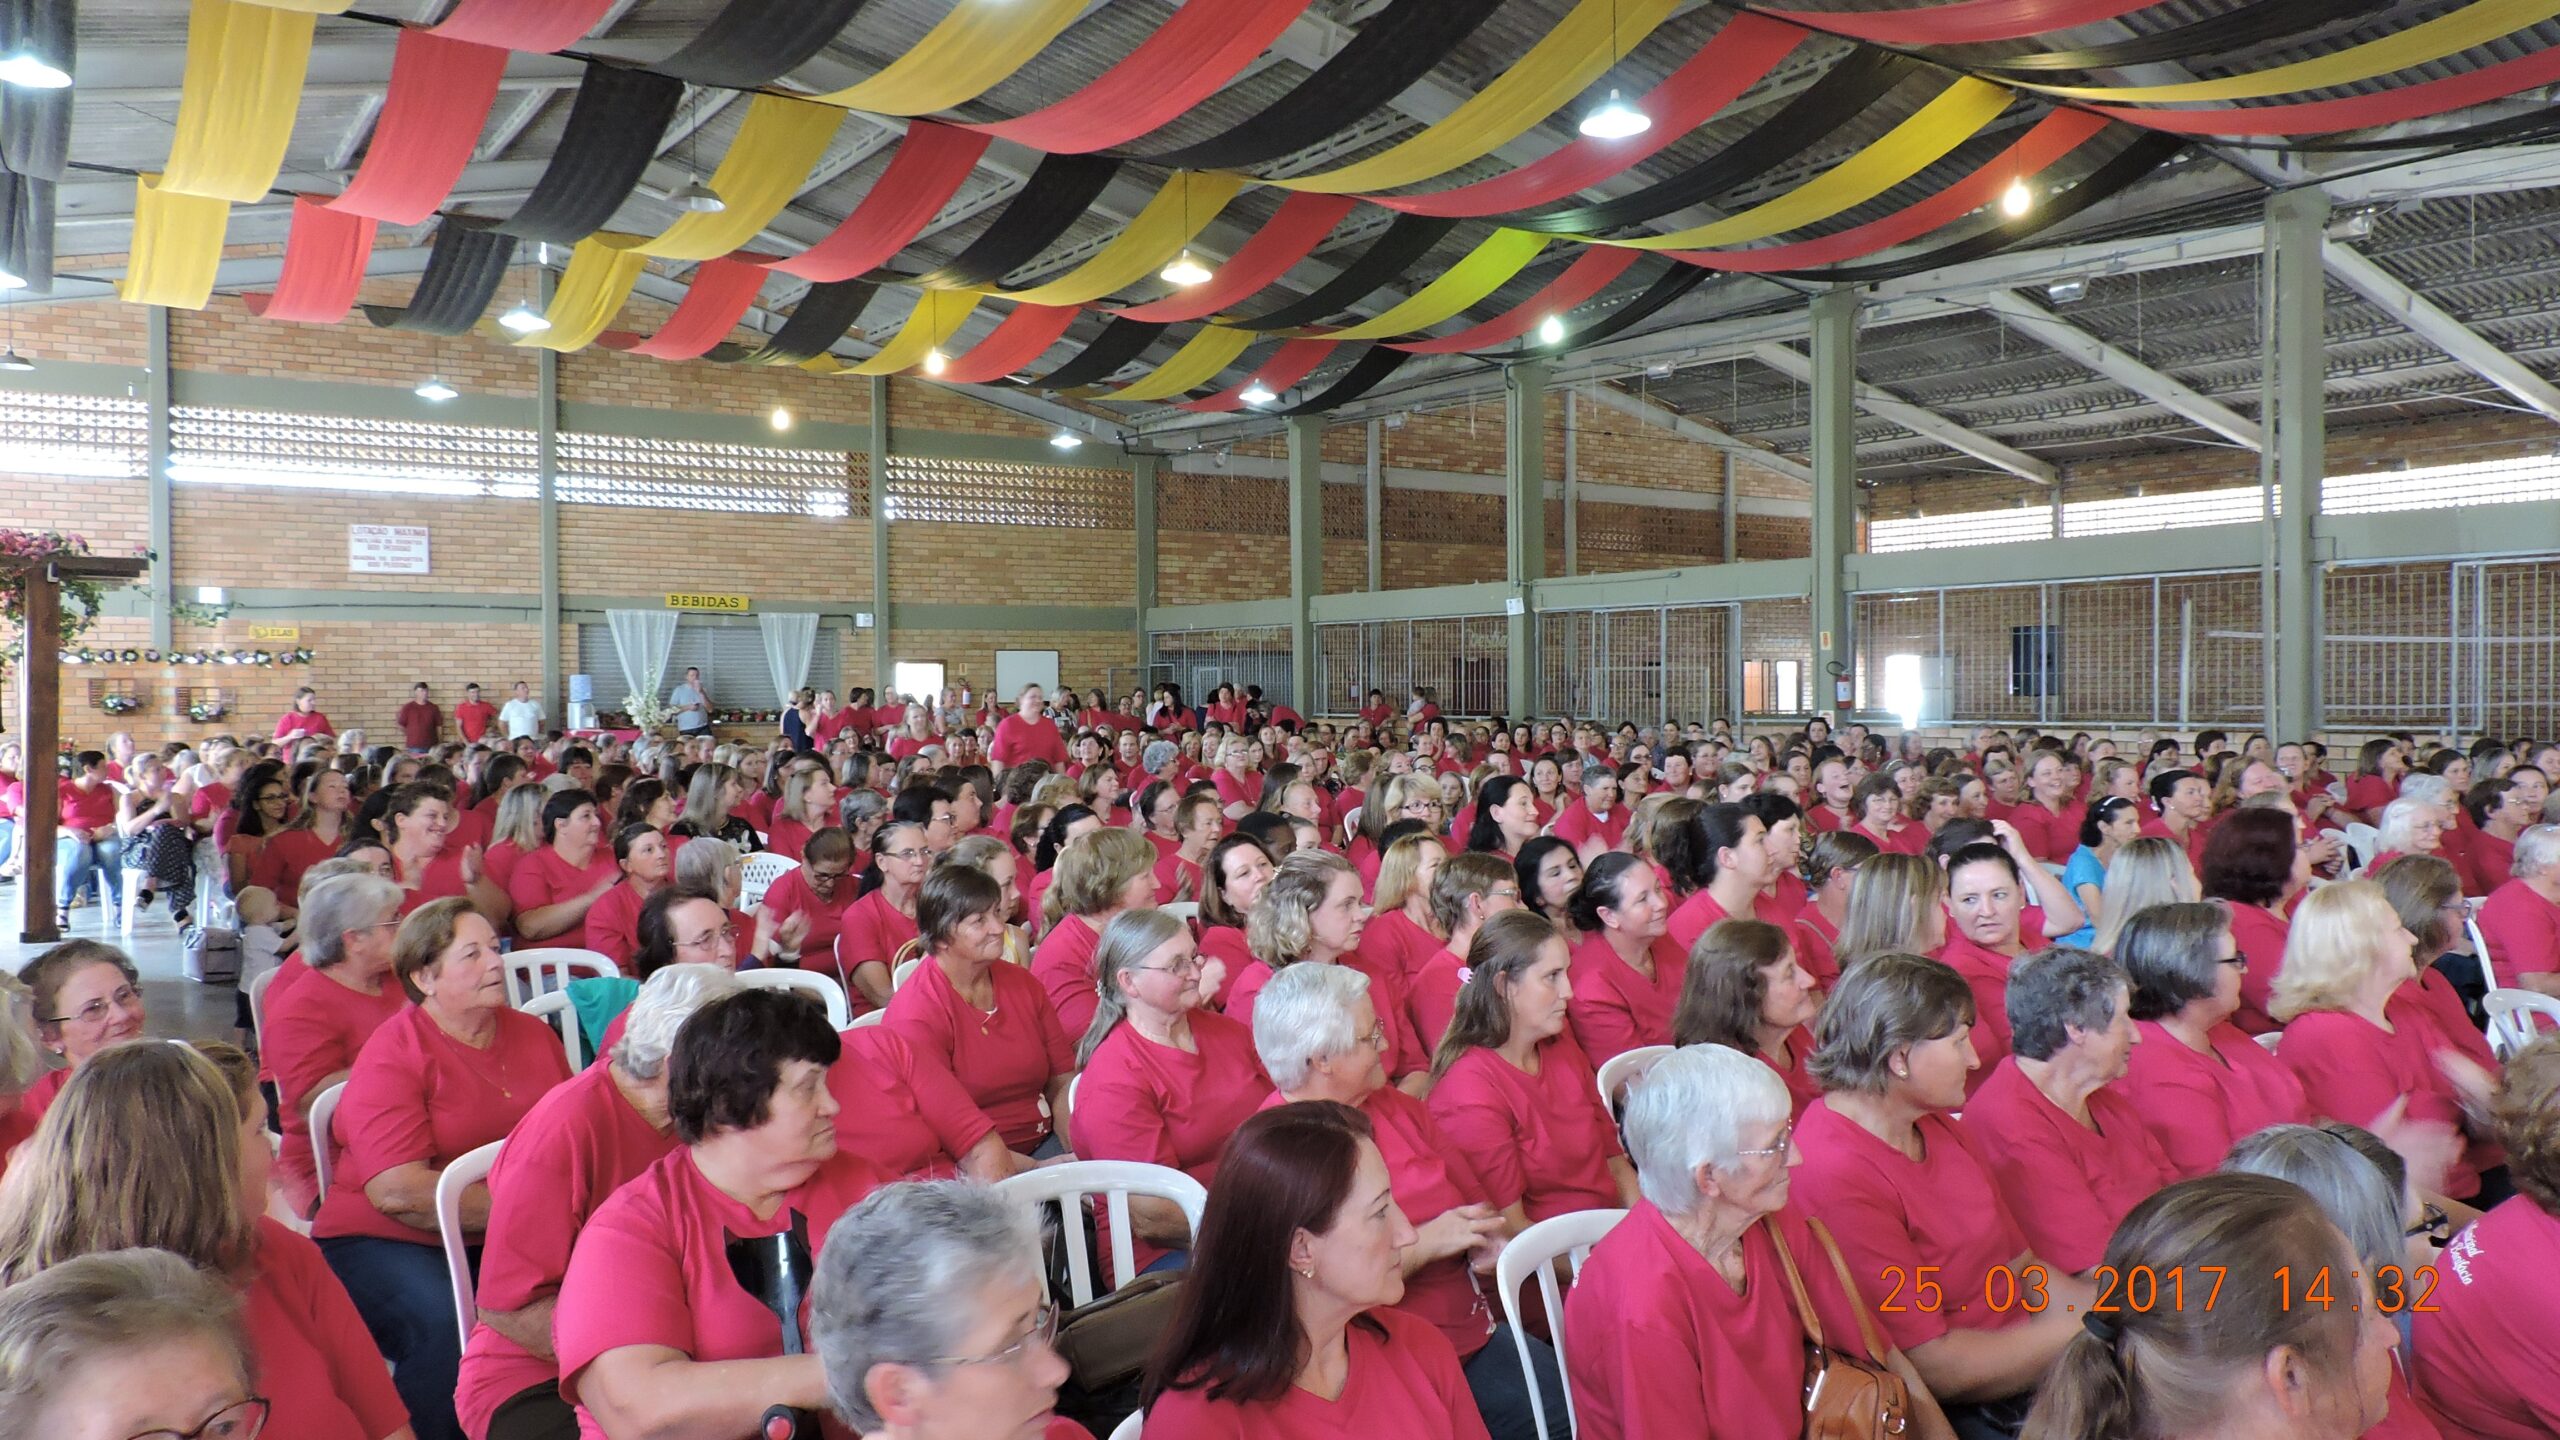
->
[15, 939, 146, 1127]
[0, 1249, 276, 1440]
[2113, 902, 2311, 1179]
[264, 875, 409, 1219]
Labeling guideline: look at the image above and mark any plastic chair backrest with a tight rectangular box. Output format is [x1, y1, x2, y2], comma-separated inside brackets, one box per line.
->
[437, 1140, 504, 1349]
[1595, 1044, 1673, 1114]
[739, 851, 801, 909]
[504, 949, 620, 1007]
[846, 1007, 887, 1029]
[993, 1161, 1209, 1307]
[522, 990, 582, 1069]
[2255, 1030, 2283, 1054]
[246, 966, 280, 1041]
[892, 956, 924, 991]
[2342, 823, 2382, 874]
[736, 967, 851, 1028]
[1107, 1412, 1142, 1440]
[2466, 913, 2503, 996]
[2485, 988, 2560, 1060]
[1160, 901, 1201, 926]
[308, 1080, 348, 1200]
[1497, 1208, 1627, 1440]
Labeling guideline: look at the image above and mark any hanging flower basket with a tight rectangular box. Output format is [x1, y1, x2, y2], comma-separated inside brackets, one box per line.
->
[99, 693, 141, 715]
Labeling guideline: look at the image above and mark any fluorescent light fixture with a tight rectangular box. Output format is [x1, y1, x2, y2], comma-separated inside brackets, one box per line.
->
[1644, 361, 1674, 379]
[196, 587, 227, 605]
[923, 348, 948, 377]
[2000, 178, 2034, 218]
[1536, 314, 1566, 346]
[1159, 250, 1214, 287]
[0, 53, 71, 89]
[769, 406, 793, 432]
[414, 378, 458, 402]
[1049, 430, 1082, 450]
[0, 269, 26, 291]
[2046, 277, 2087, 304]
[497, 302, 551, 334]
[1239, 382, 1276, 407]
[1577, 89, 1650, 139]
[671, 177, 725, 214]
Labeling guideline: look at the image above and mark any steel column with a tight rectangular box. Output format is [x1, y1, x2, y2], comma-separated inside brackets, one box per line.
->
[2262, 188, 2329, 738]
[869, 377, 892, 691]
[1287, 415, 1324, 708]
[1808, 289, 1859, 723]
[1364, 419, 1383, 593]
[536, 266, 561, 714]
[1504, 361, 1549, 719]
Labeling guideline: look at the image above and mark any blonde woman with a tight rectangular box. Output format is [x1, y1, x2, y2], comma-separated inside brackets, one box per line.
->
[1830, 852, 1948, 976]
[1364, 831, 1448, 983]
[1027, 827, 1158, 1037]
[2083, 834, 2199, 954]
[765, 760, 837, 862]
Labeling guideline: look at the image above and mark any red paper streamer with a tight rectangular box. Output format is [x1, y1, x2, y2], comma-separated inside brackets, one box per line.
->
[432, 0, 621, 52]
[959, 0, 1317, 153]
[1371, 16, 1805, 218]
[600, 257, 770, 360]
[757, 122, 990, 283]
[936, 304, 1080, 384]
[1382, 247, 1641, 354]
[1111, 193, 1359, 323]
[241, 197, 378, 323]
[1767, 0, 2156, 46]
[1176, 339, 1340, 412]
[1670, 110, 2110, 271]
[326, 29, 509, 227]
[2088, 44, 2560, 135]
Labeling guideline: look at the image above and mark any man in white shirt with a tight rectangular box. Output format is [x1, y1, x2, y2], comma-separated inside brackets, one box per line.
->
[498, 679, 546, 741]
[670, 666, 713, 735]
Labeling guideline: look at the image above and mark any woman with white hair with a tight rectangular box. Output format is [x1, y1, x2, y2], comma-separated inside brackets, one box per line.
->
[265, 872, 409, 1219]
[1252, 962, 1557, 1440]
[2371, 789, 2453, 878]
[2477, 823, 2560, 997]
[457, 963, 741, 1440]
[809, 1181, 1083, 1440]
[1566, 1043, 1951, 1439]
[0, 1249, 266, 1440]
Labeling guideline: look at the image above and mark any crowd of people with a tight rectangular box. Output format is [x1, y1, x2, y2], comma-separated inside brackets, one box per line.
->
[2, 682, 2559, 1440]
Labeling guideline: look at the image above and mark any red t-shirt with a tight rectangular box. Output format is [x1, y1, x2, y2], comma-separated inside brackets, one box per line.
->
[482, 838, 528, 894]
[1407, 947, 1466, 1053]
[1030, 913, 1104, 1039]
[1933, 933, 2022, 1096]
[1564, 931, 1686, 1065]
[2478, 878, 2560, 981]
[247, 1217, 412, 1440]
[824, 1026, 998, 1181]
[885, 957, 1074, 1152]
[2006, 800, 2078, 864]
[1426, 1035, 1623, 1222]
[1804, 803, 1854, 835]
[2282, 1008, 2495, 1199]
[275, 708, 334, 740]
[2119, 1020, 2310, 1179]
[455, 1061, 676, 1439]
[1143, 1307, 1490, 1440]
[506, 846, 621, 938]
[1212, 768, 1259, 812]
[1152, 850, 1203, 906]
[764, 817, 814, 862]
[1074, 1011, 1272, 1270]
[1362, 908, 1442, 985]
[393, 850, 474, 917]
[398, 701, 442, 749]
[1198, 924, 1252, 1010]
[2222, 901, 2293, 1035]
[1664, 887, 1792, 958]
[832, 889, 918, 1007]
[1551, 798, 1628, 850]
[1567, 1201, 1876, 1440]
[2412, 1196, 2560, 1440]
[1762, 1026, 1823, 1119]
[2344, 772, 2400, 817]
[265, 966, 409, 1218]
[1788, 1100, 2033, 1351]
[991, 714, 1069, 768]
[1960, 1059, 2179, 1275]
[553, 1147, 891, 1440]
[1348, 952, 1430, 1081]
[57, 779, 116, 831]
[2472, 829, 2517, 894]
[191, 780, 232, 821]
[310, 1005, 572, 1245]
[256, 829, 342, 903]
[1794, 908, 1843, 990]
[456, 699, 498, 742]
[580, 879, 651, 967]
[758, 867, 861, 966]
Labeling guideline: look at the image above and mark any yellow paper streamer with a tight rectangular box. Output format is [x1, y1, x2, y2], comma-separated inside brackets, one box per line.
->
[822, 291, 985, 376]
[983, 172, 1246, 308]
[628, 95, 844, 262]
[1272, 0, 1680, 195]
[2016, 0, 2560, 102]
[809, 0, 1089, 116]
[1314, 229, 1553, 340]
[117, 176, 230, 310]
[1104, 325, 1258, 403]
[1599, 78, 2015, 251]
[515, 236, 651, 352]
[161, 0, 316, 202]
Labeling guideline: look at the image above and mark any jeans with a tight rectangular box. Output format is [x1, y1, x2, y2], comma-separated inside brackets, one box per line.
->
[1463, 1325, 1570, 1440]
[0, 815, 16, 871]
[319, 1234, 471, 1440]
[55, 832, 122, 910]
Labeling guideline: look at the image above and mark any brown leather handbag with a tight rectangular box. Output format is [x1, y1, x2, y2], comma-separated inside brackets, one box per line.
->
[1766, 1216, 1915, 1439]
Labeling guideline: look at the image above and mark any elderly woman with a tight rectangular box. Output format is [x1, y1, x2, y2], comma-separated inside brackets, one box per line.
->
[672, 834, 753, 944]
[752, 825, 859, 971]
[1673, 918, 1825, 1117]
[264, 874, 410, 1217]
[1233, 849, 1428, 1084]
[836, 818, 936, 1012]
[457, 965, 737, 1440]
[0, 1250, 276, 1439]
[1075, 909, 1272, 1271]
[1790, 954, 2095, 1426]
[553, 989, 893, 1439]
[828, 970, 1025, 1188]
[1152, 789, 1222, 903]
[1958, 947, 2179, 1276]
[2113, 902, 2311, 1178]
[1569, 1044, 1949, 1440]
[2274, 880, 2505, 1204]
[1428, 909, 1637, 1221]
[2371, 792, 2451, 878]
[1254, 964, 1566, 1440]
[506, 788, 620, 945]
[1144, 1102, 1490, 1437]
[311, 898, 574, 1440]
[14, 939, 146, 1127]
[2412, 1039, 2560, 1436]
[2378, 853, 2496, 1028]
[1028, 827, 1158, 1036]
[888, 865, 1076, 1157]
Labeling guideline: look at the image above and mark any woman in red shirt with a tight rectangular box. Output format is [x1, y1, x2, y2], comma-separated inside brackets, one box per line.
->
[265, 873, 410, 1218]
[1512, 836, 1585, 945]
[990, 685, 1070, 773]
[1365, 833, 1448, 983]
[258, 766, 355, 907]
[17, 940, 147, 1129]
[276, 685, 335, 741]
[581, 822, 671, 967]
[505, 788, 619, 946]
[1028, 827, 1158, 1037]
[752, 826, 860, 970]
[1847, 770, 1911, 856]
[765, 762, 836, 863]
[310, 899, 574, 1440]
[1463, 774, 1541, 861]
[1795, 830, 1877, 990]
[2197, 808, 2308, 1033]
[836, 819, 932, 1012]
[1563, 853, 1684, 1064]
[1664, 802, 1776, 954]
[1074, 909, 1273, 1271]
[886, 865, 1075, 1158]
[51, 750, 122, 926]
[2115, 902, 2310, 1178]
[1153, 789, 1221, 903]
[1197, 833, 1277, 1002]
[1935, 842, 2087, 1094]
[1142, 1102, 1492, 1439]
[2343, 737, 2409, 826]
[2412, 1045, 2560, 1440]
[1673, 918, 1825, 1117]
[1405, 854, 1521, 1052]
[376, 783, 504, 923]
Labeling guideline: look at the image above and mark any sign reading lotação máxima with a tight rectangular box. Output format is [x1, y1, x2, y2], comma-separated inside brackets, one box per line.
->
[665, 593, 751, 613]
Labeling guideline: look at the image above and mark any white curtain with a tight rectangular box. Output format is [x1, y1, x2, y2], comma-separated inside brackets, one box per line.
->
[606, 608, 679, 709]
[760, 611, 819, 707]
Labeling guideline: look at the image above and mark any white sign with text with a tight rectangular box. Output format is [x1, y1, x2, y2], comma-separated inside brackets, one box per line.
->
[349, 524, 431, 574]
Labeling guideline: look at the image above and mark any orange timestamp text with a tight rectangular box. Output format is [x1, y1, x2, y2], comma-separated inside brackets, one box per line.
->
[1874, 1264, 2440, 1316]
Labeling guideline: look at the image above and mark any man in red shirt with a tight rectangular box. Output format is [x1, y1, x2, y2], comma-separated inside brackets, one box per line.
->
[454, 682, 498, 744]
[396, 682, 442, 752]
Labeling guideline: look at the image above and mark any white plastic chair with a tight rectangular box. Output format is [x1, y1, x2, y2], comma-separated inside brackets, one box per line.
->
[994, 1161, 1209, 1307]
[118, 866, 148, 935]
[1340, 805, 1363, 847]
[1498, 1208, 1627, 1440]
[2255, 1031, 2283, 1055]
[740, 851, 801, 909]
[2341, 822, 2382, 874]
[891, 956, 924, 991]
[1160, 901, 1201, 926]
[503, 948, 620, 1007]
[194, 836, 230, 927]
[2465, 912, 2503, 995]
[736, 967, 850, 1028]
[1595, 1044, 1673, 1113]
[1108, 1414, 1141, 1440]
[245, 966, 280, 1041]
[846, 1007, 887, 1029]
[437, 1140, 503, 1349]
[2485, 988, 2560, 1060]
[522, 990, 582, 1069]
[309, 1080, 348, 1200]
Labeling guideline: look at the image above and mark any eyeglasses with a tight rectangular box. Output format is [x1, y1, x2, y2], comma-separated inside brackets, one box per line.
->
[2405, 1202, 2450, 1247]
[1487, 886, 1521, 901]
[1356, 1023, 1392, 1051]
[679, 925, 739, 950]
[43, 983, 141, 1028]
[2217, 954, 2250, 969]
[1734, 1123, 1795, 1160]
[1135, 958, 1204, 980]
[128, 1397, 269, 1440]
[805, 866, 852, 885]
[924, 1302, 1060, 1369]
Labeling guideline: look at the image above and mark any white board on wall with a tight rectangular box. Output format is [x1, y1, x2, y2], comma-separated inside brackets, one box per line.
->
[994, 649, 1061, 700]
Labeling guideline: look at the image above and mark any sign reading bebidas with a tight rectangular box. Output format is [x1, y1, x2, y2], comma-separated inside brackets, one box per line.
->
[665, 593, 751, 613]
[349, 524, 430, 574]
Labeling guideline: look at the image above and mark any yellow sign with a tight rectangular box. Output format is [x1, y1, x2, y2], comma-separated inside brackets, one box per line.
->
[666, 592, 751, 613]
[248, 624, 300, 642]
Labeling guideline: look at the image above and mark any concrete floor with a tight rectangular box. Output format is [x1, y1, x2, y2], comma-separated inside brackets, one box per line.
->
[4, 880, 245, 1051]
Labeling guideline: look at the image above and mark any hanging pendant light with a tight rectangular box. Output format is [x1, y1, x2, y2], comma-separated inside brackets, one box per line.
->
[415, 378, 458, 402]
[0, 348, 34, 372]
[921, 291, 949, 375]
[1049, 430, 1083, 450]
[1579, 89, 1650, 139]
[497, 302, 551, 334]
[1159, 179, 1215, 286]
[1537, 314, 1567, 346]
[2001, 177, 2035, 218]
[672, 177, 726, 214]
[1239, 381, 1276, 407]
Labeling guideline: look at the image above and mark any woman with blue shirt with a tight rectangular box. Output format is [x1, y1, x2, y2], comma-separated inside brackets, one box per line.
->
[2061, 796, 2144, 948]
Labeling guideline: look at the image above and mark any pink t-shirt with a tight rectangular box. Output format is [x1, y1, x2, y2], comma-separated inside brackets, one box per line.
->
[1291, 1084, 1501, 1360]
[2223, 901, 2293, 1035]
[247, 1217, 411, 1440]
[256, 828, 339, 902]
[1030, 912, 1104, 1038]
[455, 1061, 677, 1439]
[2478, 878, 2560, 981]
[264, 965, 410, 1218]
[553, 1147, 892, 1440]
[276, 708, 335, 740]
[1427, 1035, 1623, 1222]
[758, 867, 861, 963]
[823, 1026, 998, 1180]
[1407, 948, 1466, 1054]
[1144, 1307, 1490, 1440]
[885, 957, 1074, 1152]
[1762, 1026, 1823, 1119]
[1565, 930, 1687, 1065]
[1074, 1010, 1272, 1270]
[1347, 951, 1430, 1082]
[2412, 1196, 2560, 1440]
[1664, 888, 1791, 958]
[1795, 908, 1842, 990]
[2282, 1009, 2495, 1200]
[1362, 908, 1443, 985]
[2005, 800, 2078, 864]
[507, 846, 621, 938]
[1960, 1059, 2180, 1275]
[1933, 933, 2021, 1097]
[2119, 1019, 2310, 1178]
[579, 879, 650, 967]
[1552, 798, 1628, 851]
[832, 889, 918, 1009]
[1197, 923, 1252, 1010]
[991, 713, 1070, 768]
[310, 1005, 573, 1245]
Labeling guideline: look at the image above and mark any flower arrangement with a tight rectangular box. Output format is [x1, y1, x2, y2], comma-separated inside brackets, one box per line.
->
[1, 529, 147, 667]
[187, 698, 229, 722]
[99, 693, 140, 715]
[623, 690, 673, 732]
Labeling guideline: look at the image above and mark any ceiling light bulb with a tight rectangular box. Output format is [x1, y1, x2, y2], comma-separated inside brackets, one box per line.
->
[1160, 250, 1214, 287]
[1537, 314, 1566, 346]
[0, 53, 71, 89]
[1049, 430, 1082, 450]
[497, 302, 552, 334]
[1239, 382, 1276, 407]
[923, 348, 948, 377]
[2001, 178, 2034, 218]
[2046, 277, 2087, 304]
[414, 378, 457, 402]
[1578, 89, 1651, 140]
[769, 406, 793, 432]
[671, 177, 725, 214]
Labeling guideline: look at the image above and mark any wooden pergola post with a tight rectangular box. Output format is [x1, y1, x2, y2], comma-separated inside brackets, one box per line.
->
[8, 554, 150, 943]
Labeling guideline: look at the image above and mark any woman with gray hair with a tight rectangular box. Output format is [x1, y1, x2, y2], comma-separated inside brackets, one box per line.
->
[2373, 790, 2453, 874]
[0, 1248, 262, 1440]
[810, 1181, 1076, 1440]
[1252, 962, 1558, 1440]
[265, 871, 409, 1218]
[1566, 1044, 1951, 1439]
[456, 963, 741, 1440]
[2114, 902, 2311, 1178]
[2477, 822, 2560, 998]
[1957, 947, 2179, 1276]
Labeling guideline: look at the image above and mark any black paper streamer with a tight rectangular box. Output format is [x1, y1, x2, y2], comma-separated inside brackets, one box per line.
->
[1785, 133, 2186, 283]
[1021, 317, 1169, 389]
[0, 172, 49, 292]
[362, 217, 521, 334]
[707, 278, 878, 364]
[651, 0, 874, 89]
[907, 155, 1123, 290]
[496, 64, 685, 247]
[1960, 0, 2396, 73]
[1275, 344, 1412, 414]
[1119, 0, 1510, 172]
[1227, 215, 1460, 331]
[1474, 260, 1709, 362]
